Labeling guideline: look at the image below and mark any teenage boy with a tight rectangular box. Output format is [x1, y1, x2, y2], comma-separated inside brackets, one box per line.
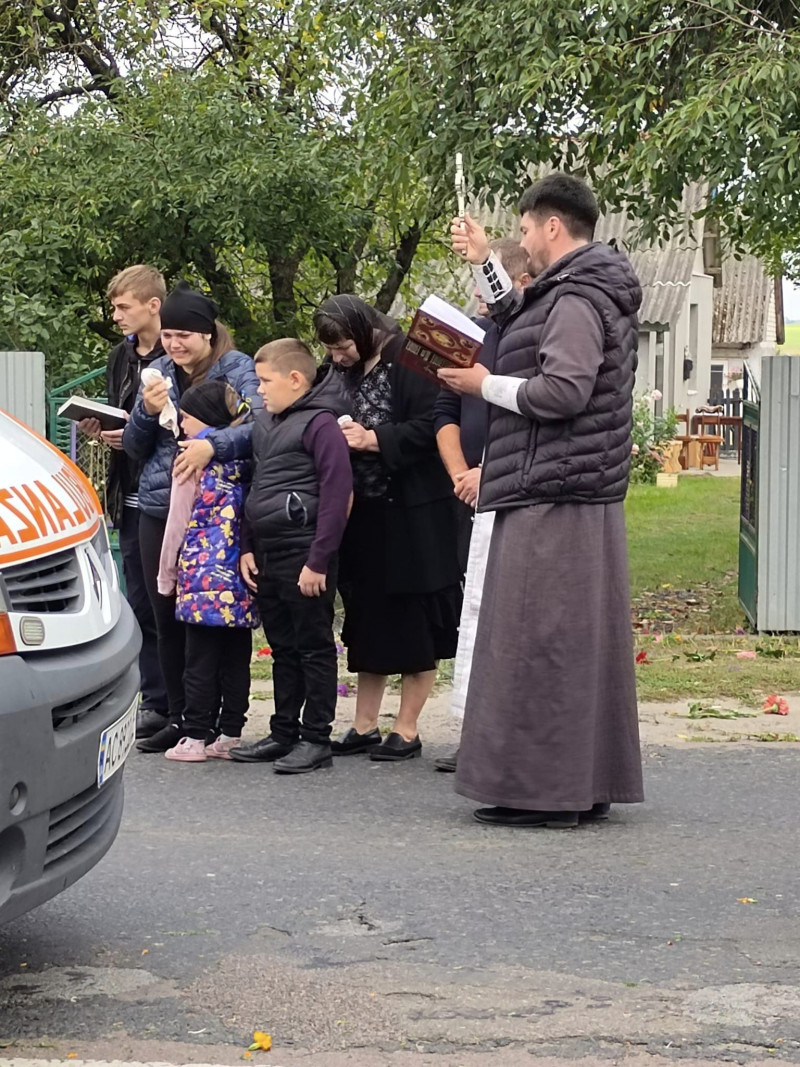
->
[79, 265, 169, 737]
[231, 340, 353, 774]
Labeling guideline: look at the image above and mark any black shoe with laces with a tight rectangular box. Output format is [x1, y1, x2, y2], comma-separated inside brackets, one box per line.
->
[273, 741, 333, 774]
[136, 721, 181, 753]
[229, 736, 294, 763]
[136, 708, 169, 739]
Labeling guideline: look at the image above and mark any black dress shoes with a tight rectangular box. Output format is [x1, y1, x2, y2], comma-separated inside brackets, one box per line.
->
[434, 748, 458, 772]
[229, 736, 294, 763]
[369, 732, 422, 761]
[136, 720, 181, 753]
[136, 708, 169, 739]
[580, 803, 611, 821]
[273, 741, 333, 774]
[474, 807, 579, 828]
[331, 727, 382, 755]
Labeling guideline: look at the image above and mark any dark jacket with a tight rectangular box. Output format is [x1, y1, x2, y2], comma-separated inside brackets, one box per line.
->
[432, 316, 497, 469]
[478, 242, 642, 512]
[245, 364, 350, 560]
[105, 335, 165, 525]
[343, 334, 463, 595]
[122, 349, 260, 520]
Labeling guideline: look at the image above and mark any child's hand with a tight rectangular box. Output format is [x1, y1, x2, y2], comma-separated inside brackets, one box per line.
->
[174, 438, 214, 483]
[298, 565, 326, 597]
[241, 552, 259, 591]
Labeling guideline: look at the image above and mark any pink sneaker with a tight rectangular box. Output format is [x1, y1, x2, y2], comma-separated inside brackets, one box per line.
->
[205, 736, 242, 760]
[165, 736, 207, 762]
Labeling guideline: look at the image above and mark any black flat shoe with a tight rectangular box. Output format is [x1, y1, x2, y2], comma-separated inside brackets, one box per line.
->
[136, 709, 169, 739]
[579, 803, 611, 821]
[136, 721, 181, 753]
[434, 748, 458, 772]
[473, 807, 578, 828]
[229, 736, 294, 763]
[273, 741, 333, 775]
[331, 727, 382, 755]
[369, 732, 422, 762]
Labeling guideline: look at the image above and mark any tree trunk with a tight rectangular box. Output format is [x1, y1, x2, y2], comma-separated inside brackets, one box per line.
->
[373, 223, 422, 314]
[268, 247, 304, 333]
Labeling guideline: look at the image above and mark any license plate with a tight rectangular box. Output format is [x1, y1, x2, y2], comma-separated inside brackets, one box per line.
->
[97, 697, 137, 788]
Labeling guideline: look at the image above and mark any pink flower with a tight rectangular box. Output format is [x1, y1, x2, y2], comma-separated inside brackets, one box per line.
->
[651, 389, 663, 401]
[763, 694, 790, 716]
[631, 443, 640, 455]
[736, 650, 757, 659]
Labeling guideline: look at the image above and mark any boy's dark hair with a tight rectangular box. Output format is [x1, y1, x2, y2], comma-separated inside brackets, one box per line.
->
[254, 338, 317, 384]
[491, 238, 534, 282]
[518, 173, 599, 241]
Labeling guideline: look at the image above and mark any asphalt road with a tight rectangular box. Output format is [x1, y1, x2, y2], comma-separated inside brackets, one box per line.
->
[1, 742, 799, 1065]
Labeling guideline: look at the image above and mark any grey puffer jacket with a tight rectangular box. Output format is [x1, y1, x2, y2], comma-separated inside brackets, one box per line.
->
[122, 348, 260, 519]
[478, 242, 642, 512]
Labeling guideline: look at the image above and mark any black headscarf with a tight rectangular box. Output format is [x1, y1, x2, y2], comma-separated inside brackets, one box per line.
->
[313, 295, 400, 370]
[161, 280, 218, 335]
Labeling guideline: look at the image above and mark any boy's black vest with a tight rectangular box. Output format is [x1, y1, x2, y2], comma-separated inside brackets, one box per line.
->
[245, 365, 350, 560]
[478, 242, 642, 512]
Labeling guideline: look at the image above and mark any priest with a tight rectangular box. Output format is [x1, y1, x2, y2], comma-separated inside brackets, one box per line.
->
[438, 173, 644, 828]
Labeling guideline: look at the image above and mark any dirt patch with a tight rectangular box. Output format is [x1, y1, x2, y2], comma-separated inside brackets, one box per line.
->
[245, 685, 799, 749]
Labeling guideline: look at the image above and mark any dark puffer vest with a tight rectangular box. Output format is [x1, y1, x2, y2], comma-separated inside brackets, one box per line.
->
[478, 242, 642, 511]
[245, 365, 351, 560]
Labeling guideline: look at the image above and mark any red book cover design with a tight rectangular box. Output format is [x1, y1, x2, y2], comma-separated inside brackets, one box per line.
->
[399, 296, 485, 382]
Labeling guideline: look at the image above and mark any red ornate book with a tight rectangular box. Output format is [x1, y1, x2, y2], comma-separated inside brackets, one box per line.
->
[399, 295, 485, 382]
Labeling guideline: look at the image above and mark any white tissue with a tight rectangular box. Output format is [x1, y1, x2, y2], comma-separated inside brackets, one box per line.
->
[140, 366, 179, 438]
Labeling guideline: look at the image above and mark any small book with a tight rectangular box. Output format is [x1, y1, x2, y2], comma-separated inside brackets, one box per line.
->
[399, 295, 485, 382]
[57, 396, 128, 431]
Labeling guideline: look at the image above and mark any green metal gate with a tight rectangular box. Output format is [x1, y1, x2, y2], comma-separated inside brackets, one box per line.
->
[737, 399, 759, 626]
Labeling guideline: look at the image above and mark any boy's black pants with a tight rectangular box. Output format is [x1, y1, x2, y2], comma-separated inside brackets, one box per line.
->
[256, 554, 338, 746]
[183, 625, 253, 740]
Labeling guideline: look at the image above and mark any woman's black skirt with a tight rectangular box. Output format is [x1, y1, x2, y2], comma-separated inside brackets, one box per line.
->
[339, 498, 461, 675]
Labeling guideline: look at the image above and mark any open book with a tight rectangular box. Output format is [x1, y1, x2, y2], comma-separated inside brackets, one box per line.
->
[399, 295, 485, 382]
[57, 396, 128, 431]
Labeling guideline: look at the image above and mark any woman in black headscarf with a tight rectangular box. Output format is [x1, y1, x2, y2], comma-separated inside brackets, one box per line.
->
[313, 295, 462, 761]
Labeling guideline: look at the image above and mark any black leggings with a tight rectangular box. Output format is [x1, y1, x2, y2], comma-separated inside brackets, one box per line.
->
[183, 625, 252, 739]
[138, 511, 187, 719]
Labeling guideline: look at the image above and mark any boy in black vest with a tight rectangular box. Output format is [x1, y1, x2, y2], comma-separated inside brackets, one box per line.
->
[232, 340, 353, 774]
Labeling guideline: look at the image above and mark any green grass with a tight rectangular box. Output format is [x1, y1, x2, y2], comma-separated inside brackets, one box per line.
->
[251, 478, 800, 704]
[625, 476, 742, 632]
[626, 478, 800, 700]
[778, 322, 800, 355]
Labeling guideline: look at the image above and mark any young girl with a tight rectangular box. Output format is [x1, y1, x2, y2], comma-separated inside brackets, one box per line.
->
[158, 380, 258, 762]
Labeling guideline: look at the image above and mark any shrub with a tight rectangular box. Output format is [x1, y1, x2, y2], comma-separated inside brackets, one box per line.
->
[630, 392, 678, 485]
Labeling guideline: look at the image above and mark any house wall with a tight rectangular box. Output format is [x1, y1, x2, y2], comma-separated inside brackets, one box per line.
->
[664, 270, 713, 414]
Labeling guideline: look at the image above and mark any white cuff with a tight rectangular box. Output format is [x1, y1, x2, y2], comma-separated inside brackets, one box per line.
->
[481, 374, 522, 413]
[472, 252, 513, 305]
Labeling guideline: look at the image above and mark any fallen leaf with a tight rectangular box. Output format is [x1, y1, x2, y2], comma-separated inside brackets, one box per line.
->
[737, 897, 758, 904]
